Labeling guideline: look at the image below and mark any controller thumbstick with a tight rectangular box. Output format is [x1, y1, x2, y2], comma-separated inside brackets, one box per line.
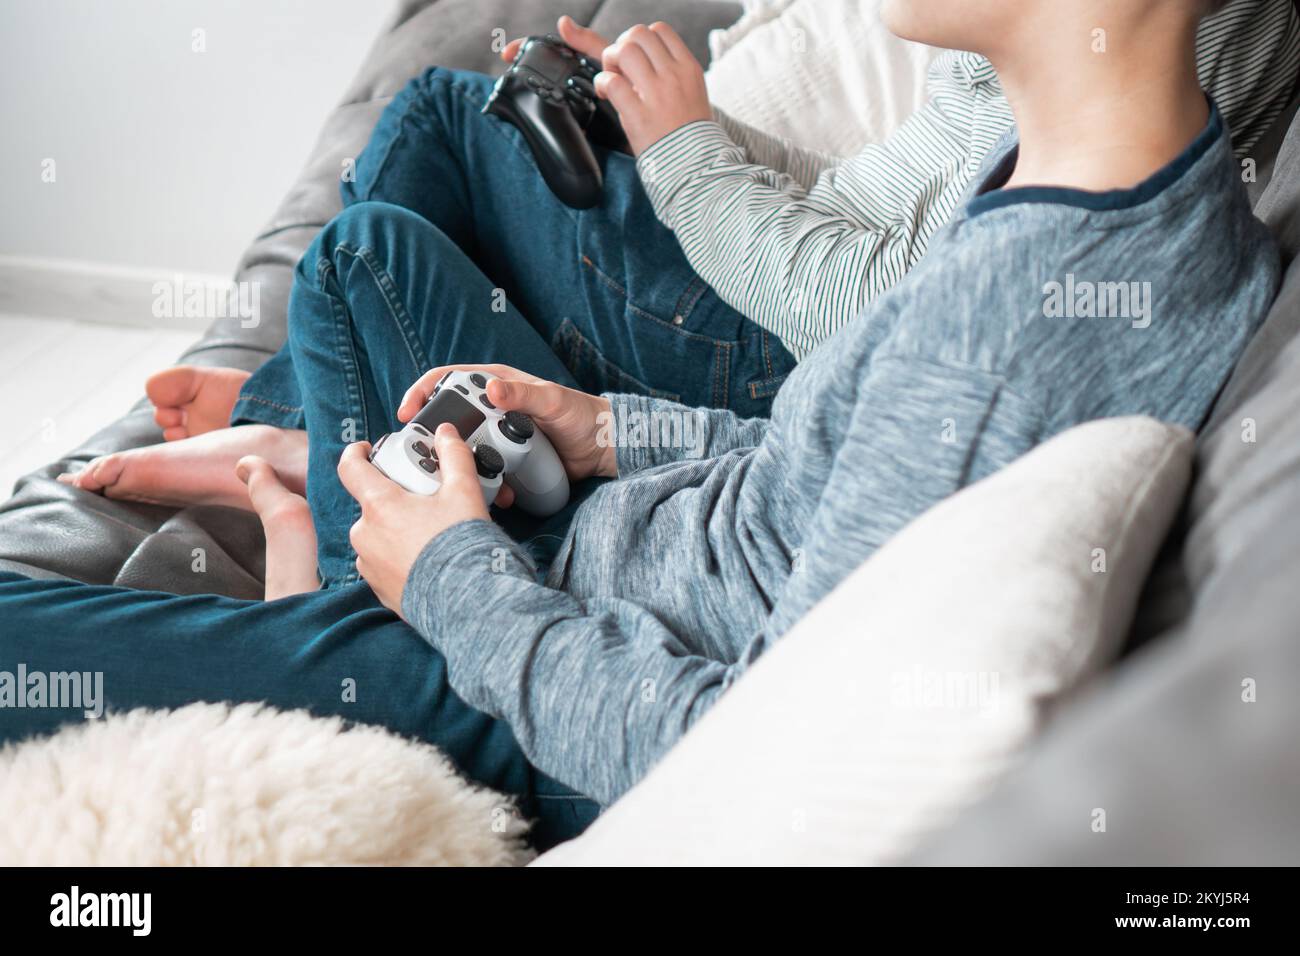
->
[474, 444, 505, 479]
[499, 411, 535, 444]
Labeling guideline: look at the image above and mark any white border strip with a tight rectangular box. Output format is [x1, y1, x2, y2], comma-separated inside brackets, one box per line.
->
[0, 255, 226, 332]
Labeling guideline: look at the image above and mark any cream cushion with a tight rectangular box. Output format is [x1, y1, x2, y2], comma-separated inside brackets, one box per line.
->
[704, 0, 941, 156]
[536, 417, 1193, 865]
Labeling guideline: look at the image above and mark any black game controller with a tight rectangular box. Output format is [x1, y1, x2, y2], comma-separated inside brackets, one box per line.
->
[482, 34, 629, 209]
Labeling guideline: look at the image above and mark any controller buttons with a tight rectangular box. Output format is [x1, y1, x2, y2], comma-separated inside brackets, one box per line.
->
[411, 440, 431, 459]
[469, 373, 488, 389]
[418, 457, 438, 475]
[499, 411, 535, 444]
[566, 75, 596, 100]
[479, 393, 496, 410]
[524, 75, 563, 105]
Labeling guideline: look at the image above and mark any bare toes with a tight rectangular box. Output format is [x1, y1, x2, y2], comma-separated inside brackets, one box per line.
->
[59, 454, 122, 494]
[100, 459, 135, 497]
[153, 405, 185, 428]
[145, 365, 201, 410]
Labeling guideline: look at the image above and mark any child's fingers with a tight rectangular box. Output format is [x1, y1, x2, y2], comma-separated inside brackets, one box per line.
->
[398, 364, 529, 422]
[485, 378, 566, 421]
[336, 442, 386, 506]
[398, 372, 445, 422]
[648, 22, 693, 64]
[500, 37, 524, 62]
[431, 424, 479, 495]
[557, 15, 611, 61]
[623, 24, 676, 72]
[594, 71, 639, 113]
[606, 39, 657, 89]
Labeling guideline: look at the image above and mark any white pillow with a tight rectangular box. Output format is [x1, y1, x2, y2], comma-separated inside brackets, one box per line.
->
[704, 0, 941, 156]
[707, 0, 798, 60]
[535, 417, 1192, 866]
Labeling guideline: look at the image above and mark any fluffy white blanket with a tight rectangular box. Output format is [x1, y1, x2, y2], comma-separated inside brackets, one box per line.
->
[0, 702, 533, 866]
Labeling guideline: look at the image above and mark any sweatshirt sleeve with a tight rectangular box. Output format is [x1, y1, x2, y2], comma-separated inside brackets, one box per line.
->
[757, 354, 1038, 640]
[401, 355, 1033, 807]
[632, 78, 997, 359]
[603, 393, 771, 477]
[401, 517, 745, 806]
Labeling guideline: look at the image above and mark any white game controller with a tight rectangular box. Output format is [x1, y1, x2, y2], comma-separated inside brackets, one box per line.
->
[369, 370, 570, 516]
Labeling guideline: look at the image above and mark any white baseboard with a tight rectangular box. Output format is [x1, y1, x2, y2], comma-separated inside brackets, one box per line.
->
[0, 255, 231, 332]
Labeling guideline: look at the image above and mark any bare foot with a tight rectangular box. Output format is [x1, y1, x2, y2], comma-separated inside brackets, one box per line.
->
[146, 365, 252, 441]
[236, 455, 320, 599]
[57, 425, 307, 509]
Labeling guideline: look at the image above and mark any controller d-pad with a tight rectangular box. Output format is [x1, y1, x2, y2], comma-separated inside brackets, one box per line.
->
[411, 440, 431, 459]
[469, 373, 487, 389]
[479, 393, 496, 409]
[418, 457, 438, 475]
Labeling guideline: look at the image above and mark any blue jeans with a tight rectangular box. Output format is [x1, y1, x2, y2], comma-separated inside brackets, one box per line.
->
[235, 66, 793, 587]
[233, 198, 596, 586]
[0, 215, 597, 845]
[0, 572, 595, 849]
[0, 68, 792, 848]
[238, 67, 793, 421]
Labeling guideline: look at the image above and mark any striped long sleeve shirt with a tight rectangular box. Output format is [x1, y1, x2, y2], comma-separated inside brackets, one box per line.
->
[635, 0, 1299, 359]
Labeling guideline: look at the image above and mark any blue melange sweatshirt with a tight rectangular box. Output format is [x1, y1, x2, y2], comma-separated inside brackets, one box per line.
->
[403, 104, 1280, 806]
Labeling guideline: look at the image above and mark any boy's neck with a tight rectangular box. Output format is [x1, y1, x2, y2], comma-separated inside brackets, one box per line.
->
[990, 18, 1208, 194]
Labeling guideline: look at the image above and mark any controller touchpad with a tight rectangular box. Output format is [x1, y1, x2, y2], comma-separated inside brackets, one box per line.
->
[527, 47, 570, 84]
[412, 389, 485, 440]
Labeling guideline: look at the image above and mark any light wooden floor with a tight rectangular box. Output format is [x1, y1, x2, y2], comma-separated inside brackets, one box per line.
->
[0, 315, 196, 498]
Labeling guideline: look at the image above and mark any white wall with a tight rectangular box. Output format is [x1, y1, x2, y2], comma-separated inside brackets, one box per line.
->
[0, 0, 394, 278]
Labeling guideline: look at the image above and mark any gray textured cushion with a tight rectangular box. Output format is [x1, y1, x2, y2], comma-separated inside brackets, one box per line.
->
[0, 0, 740, 596]
[908, 99, 1300, 865]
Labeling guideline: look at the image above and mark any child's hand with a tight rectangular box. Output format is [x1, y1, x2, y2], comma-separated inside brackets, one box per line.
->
[398, 363, 618, 482]
[338, 429, 490, 615]
[500, 15, 607, 64]
[500, 17, 711, 158]
[596, 23, 712, 156]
